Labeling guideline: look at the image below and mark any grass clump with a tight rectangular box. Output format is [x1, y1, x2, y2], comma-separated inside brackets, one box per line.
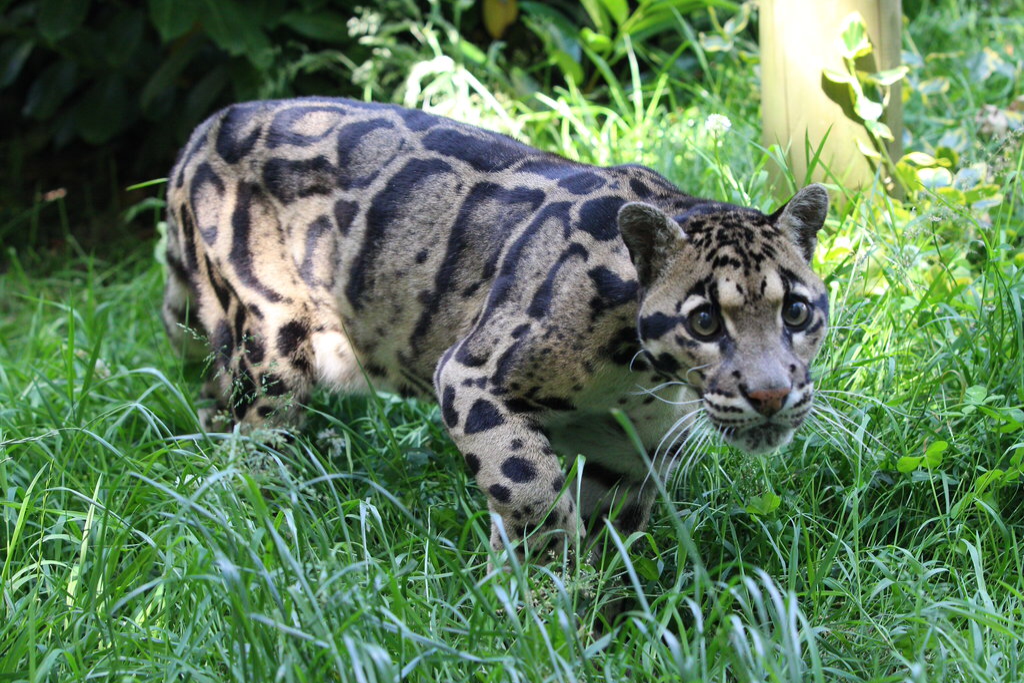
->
[3, 1, 1024, 681]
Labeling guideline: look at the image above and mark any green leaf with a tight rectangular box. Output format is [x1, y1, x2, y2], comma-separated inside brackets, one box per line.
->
[975, 469, 1005, 495]
[965, 385, 988, 404]
[141, 37, 202, 113]
[856, 137, 882, 160]
[551, 50, 584, 85]
[823, 68, 857, 86]
[601, 0, 629, 26]
[149, 0, 203, 42]
[580, 27, 612, 53]
[971, 193, 1003, 211]
[38, 0, 90, 43]
[634, 556, 660, 581]
[280, 10, 352, 43]
[923, 440, 948, 468]
[105, 9, 147, 69]
[22, 60, 78, 120]
[900, 151, 940, 167]
[839, 12, 872, 59]
[917, 167, 952, 188]
[180, 64, 230, 138]
[1003, 408, 1024, 430]
[969, 46, 1006, 82]
[520, 2, 582, 61]
[942, 137, 971, 165]
[700, 33, 734, 53]
[75, 76, 129, 144]
[722, 4, 750, 37]
[199, 0, 272, 67]
[868, 66, 909, 86]
[580, 0, 610, 34]
[854, 95, 883, 122]
[864, 118, 893, 141]
[458, 40, 488, 66]
[917, 76, 950, 96]
[745, 491, 781, 516]
[896, 456, 920, 473]
[0, 39, 33, 88]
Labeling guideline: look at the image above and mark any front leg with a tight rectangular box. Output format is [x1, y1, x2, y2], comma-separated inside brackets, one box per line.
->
[435, 350, 579, 557]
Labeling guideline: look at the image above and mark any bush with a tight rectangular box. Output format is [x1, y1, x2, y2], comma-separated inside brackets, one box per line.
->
[0, 0, 448, 251]
[0, 0, 743, 255]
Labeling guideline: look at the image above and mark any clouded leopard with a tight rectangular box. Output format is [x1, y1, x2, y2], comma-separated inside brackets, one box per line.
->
[163, 97, 829, 554]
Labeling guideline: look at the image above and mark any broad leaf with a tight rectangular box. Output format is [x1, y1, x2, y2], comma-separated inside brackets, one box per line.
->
[864, 118, 893, 141]
[22, 60, 78, 119]
[600, 0, 629, 27]
[869, 66, 909, 87]
[75, 76, 129, 144]
[580, 27, 612, 53]
[0, 39, 33, 88]
[917, 77, 950, 96]
[38, 0, 89, 43]
[482, 0, 519, 40]
[822, 68, 857, 86]
[200, 0, 272, 67]
[280, 10, 354, 43]
[839, 12, 872, 59]
[923, 440, 948, 467]
[856, 137, 882, 160]
[745, 491, 781, 516]
[580, 0, 611, 35]
[969, 46, 1006, 82]
[854, 95, 883, 122]
[149, 0, 202, 42]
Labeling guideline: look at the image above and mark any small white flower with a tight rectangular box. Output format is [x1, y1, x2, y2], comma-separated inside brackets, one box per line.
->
[705, 114, 732, 135]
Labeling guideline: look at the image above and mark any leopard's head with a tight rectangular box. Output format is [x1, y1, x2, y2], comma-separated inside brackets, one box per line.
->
[619, 185, 829, 454]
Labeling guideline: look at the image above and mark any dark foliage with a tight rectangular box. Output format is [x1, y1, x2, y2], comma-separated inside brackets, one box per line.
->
[0, 0, 737, 254]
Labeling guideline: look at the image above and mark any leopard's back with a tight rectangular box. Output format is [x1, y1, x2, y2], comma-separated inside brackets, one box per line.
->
[164, 97, 699, 401]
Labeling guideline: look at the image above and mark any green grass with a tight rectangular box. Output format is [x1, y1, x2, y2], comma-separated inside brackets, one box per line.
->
[3, 1, 1024, 680]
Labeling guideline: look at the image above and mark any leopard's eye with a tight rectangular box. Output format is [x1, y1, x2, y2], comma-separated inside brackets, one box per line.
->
[782, 298, 811, 329]
[687, 306, 721, 340]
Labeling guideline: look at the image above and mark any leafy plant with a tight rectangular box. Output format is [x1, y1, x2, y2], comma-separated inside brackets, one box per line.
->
[0, 0, 478, 253]
[517, 0, 744, 92]
[822, 12, 908, 190]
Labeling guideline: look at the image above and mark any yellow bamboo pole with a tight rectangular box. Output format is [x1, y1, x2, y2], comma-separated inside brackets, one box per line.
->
[760, 0, 903, 192]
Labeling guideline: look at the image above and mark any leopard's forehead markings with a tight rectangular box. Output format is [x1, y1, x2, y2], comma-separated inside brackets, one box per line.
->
[716, 269, 785, 310]
[684, 212, 781, 263]
[680, 211, 796, 307]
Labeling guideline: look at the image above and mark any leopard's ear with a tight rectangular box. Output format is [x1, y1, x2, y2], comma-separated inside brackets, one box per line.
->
[618, 202, 686, 285]
[770, 184, 829, 263]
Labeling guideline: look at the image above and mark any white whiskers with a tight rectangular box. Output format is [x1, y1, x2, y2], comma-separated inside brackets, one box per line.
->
[640, 405, 716, 490]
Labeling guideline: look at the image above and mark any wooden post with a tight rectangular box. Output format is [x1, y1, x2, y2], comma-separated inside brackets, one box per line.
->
[760, 0, 903, 192]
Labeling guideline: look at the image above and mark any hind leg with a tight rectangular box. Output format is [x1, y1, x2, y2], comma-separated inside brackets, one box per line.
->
[164, 243, 318, 430]
[164, 172, 369, 430]
[201, 302, 321, 430]
[200, 301, 376, 431]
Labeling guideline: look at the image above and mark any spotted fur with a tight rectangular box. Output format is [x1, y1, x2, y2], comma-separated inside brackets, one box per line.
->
[163, 97, 829, 553]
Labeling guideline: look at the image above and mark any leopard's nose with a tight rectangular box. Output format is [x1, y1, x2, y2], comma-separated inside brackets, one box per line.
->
[743, 385, 791, 416]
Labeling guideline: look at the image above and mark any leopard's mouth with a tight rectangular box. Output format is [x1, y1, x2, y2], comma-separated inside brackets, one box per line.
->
[719, 421, 796, 454]
[703, 407, 807, 454]
[699, 385, 813, 455]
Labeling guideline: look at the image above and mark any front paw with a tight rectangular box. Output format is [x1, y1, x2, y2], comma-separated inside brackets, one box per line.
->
[491, 492, 582, 559]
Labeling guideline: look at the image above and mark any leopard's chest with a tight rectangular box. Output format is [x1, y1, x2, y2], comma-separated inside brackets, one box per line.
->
[543, 365, 700, 476]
